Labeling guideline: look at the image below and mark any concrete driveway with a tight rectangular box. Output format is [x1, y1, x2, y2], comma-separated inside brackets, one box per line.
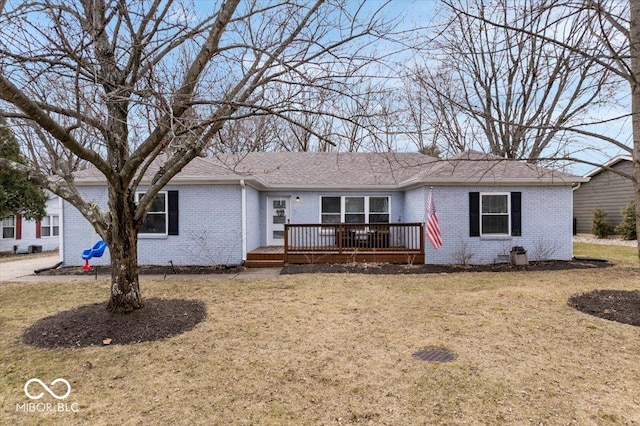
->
[0, 254, 61, 282]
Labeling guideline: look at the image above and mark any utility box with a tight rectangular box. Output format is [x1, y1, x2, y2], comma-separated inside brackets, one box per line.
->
[510, 246, 528, 266]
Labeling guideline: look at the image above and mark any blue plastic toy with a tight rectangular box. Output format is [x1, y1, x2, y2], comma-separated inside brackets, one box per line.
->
[81, 240, 107, 270]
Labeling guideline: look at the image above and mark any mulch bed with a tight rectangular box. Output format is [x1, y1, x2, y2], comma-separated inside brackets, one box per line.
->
[37, 258, 613, 277]
[22, 298, 207, 348]
[37, 264, 244, 276]
[568, 290, 640, 327]
[281, 258, 613, 275]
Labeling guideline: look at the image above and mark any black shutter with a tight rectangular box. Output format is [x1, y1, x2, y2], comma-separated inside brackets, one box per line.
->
[168, 191, 179, 235]
[469, 192, 480, 237]
[511, 192, 521, 236]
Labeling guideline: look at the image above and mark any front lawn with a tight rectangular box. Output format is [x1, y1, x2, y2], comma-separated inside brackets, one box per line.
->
[574, 241, 638, 267]
[1, 247, 639, 424]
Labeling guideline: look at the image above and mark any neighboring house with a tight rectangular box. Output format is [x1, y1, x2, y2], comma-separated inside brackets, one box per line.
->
[0, 193, 61, 253]
[61, 151, 585, 267]
[573, 156, 634, 234]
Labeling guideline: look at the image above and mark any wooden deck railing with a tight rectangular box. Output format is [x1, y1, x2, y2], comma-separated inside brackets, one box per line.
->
[284, 223, 424, 256]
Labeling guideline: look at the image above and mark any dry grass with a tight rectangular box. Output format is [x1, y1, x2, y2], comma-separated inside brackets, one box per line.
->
[574, 242, 638, 267]
[1, 246, 640, 425]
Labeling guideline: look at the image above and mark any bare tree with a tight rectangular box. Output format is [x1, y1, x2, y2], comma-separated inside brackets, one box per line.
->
[399, 70, 473, 157]
[0, 0, 402, 311]
[411, 0, 623, 165]
[441, 0, 639, 262]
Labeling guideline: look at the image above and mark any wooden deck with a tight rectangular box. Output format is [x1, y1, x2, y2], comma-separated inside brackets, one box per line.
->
[245, 246, 425, 268]
[246, 223, 425, 268]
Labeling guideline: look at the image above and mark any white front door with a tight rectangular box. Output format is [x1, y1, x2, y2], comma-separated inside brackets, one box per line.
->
[267, 196, 290, 246]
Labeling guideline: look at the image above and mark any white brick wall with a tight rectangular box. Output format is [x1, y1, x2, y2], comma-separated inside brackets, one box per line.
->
[424, 185, 573, 265]
[61, 183, 574, 266]
[253, 191, 405, 247]
[63, 184, 243, 266]
[245, 185, 261, 253]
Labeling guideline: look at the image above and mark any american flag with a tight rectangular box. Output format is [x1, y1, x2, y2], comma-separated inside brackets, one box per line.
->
[425, 188, 443, 249]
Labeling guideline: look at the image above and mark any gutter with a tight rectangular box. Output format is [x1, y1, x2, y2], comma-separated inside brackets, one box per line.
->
[240, 179, 247, 264]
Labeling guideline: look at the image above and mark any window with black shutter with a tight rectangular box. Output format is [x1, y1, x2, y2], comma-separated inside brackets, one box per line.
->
[469, 191, 522, 237]
[168, 191, 179, 235]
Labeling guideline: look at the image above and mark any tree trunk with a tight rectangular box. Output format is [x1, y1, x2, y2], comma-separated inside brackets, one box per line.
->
[106, 190, 143, 313]
[630, 0, 640, 265]
[107, 234, 143, 313]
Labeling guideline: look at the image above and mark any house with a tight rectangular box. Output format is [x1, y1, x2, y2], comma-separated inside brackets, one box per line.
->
[0, 193, 61, 253]
[61, 151, 586, 267]
[573, 156, 634, 234]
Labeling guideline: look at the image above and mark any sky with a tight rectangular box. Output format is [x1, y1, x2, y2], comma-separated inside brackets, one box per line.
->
[2, 0, 632, 177]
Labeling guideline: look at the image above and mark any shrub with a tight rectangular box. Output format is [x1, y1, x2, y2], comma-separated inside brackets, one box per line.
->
[591, 209, 610, 239]
[614, 201, 637, 240]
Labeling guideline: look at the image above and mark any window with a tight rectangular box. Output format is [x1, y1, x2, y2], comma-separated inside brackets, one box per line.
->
[481, 193, 510, 235]
[1, 216, 15, 239]
[320, 196, 390, 224]
[137, 192, 168, 235]
[469, 192, 522, 237]
[369, 197, 390, 223]
[345, 197, 365, 223]
[321, 197, 341, 223]
[41, 215, 60, 237]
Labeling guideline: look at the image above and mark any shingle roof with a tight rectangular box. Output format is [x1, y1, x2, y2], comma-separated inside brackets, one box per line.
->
[214, 152, 436, 187]
[418, 151, 582, 184]
[74, 150, 585, 187]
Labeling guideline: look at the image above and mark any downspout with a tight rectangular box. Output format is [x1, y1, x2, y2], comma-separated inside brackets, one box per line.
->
[570, 183, 582, 258]
[58, 195, 64, 264]
[240, 179, 247, 264]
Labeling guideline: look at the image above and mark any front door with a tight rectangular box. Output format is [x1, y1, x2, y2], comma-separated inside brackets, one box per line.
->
[267, 196, 290, 246]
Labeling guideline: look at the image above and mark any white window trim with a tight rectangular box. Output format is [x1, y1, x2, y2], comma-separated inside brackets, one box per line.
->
[480, 192, 511, 237]
[319, 195, 391, 224]
[136, 191, 168, 238]
[40, 215, 60, 238]
[1, 215, 16, 239]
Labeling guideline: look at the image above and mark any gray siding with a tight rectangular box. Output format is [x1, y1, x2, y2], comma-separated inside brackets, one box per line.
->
[573, 160, 634, 234]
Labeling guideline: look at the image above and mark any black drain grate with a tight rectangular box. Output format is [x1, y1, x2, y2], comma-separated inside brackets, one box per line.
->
[412, 347, 457, 363]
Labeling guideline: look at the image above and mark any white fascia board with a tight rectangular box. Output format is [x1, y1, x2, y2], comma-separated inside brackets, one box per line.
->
[260, 184, 402, 192]
[74, 175, 256, 186]
[399, 176, 589, 188]
[583, 156, 633, 178]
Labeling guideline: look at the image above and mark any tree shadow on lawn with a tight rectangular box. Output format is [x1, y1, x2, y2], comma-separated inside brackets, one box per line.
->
[23, 298, 207, 349]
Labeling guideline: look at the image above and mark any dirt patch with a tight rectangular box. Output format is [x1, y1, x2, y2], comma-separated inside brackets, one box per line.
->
[568, 290, 640, 327]
[22, 298, 207, 348]
[281, 258, 612, 275]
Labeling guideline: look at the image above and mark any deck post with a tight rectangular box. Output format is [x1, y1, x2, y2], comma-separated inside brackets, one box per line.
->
[284, 226, 289, 264]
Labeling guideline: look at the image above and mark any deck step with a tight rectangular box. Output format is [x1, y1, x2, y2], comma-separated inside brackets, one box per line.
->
[244, 259, 285, 268]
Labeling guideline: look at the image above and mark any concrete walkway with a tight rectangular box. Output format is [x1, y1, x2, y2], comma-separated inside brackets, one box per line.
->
[0, 254, 61, 282]
[0, 255, 282, 283]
